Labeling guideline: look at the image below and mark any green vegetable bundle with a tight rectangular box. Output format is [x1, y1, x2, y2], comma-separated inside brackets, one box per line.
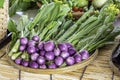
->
[8, 2, 120, 55]
[7, 1, 120, 69]
[8, 2, 70, 56]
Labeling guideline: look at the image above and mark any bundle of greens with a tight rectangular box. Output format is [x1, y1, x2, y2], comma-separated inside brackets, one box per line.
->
[8, 2, 70, 56]
[56, 4, 120, 52]
[8, 2, 120, 69]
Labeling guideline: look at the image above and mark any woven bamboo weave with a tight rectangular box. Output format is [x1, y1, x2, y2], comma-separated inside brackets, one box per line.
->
[0, 0, 8, 40]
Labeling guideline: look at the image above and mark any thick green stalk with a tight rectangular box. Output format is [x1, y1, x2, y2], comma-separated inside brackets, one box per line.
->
[21, 52, 29, 61]
[8, 40, 20, 57]
[11, 52, 22, 60]
[43, 21, 62, 41]
[39, 21, 58, 40]
[75, 16, 98, 33]
[54, 29, 65, 40]
[75, 8, 94, 26]
[80, 23, 113, 51]
[67, 16, 98, 42]
[28, 3, 55, 30]
[57, 9, 93, 42]
[76, 35, 95, 50]
[57, 24, 78, 42]
[67, 20, 100, 43]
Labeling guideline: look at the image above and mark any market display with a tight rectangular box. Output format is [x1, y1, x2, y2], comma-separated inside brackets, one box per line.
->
[8, 0, 120, 71]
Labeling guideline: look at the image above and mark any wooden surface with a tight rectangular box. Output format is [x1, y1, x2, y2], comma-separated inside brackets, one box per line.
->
[0, 45, 120, 80]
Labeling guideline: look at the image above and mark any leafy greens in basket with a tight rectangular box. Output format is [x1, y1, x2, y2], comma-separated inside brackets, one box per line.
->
[8, 2, 120, 69]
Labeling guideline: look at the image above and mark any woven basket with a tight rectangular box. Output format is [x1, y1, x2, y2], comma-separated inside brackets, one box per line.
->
[7, 49, 98, 74]
[0, 0, 8, 40]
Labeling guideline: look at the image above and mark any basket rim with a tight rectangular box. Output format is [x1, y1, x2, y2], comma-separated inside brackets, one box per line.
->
[6, 49, 98, 74]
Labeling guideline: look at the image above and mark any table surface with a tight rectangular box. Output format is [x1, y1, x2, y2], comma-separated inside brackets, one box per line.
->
[0, 44, 120, 80]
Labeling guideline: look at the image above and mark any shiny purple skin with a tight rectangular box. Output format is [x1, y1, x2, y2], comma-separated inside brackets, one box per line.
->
[31, 53, 39, 61]
[36, 47, 39, 52]
[68, 48, 76, 56]
[61, 51, 70, 59]
[58, 43, 68, 52]
[55, 56, 64, 66]
[19, 45, 26, 52]
[27, 46, 36, 54]
[32, 35, 40, 42]
[40, 50, 45, 56]
[66, 57, 75, 66]
[74, 54, 82, 63]
[15, 58, 22, 65]
[45, 51, 55, 60]
[54, 48, 61, 56]
[29, 61, 39, 68]
[22, 60, 29, 67]
[65, 43, 73, 48]
[48, 63, 57, 69]
[20, 37, 28, 45]
[38, 42, 44, 50]
[28, 40, 36, 46]
[37, 56, 45, 65]
[80, 50, 89, 60]
[44, 41, 55, 51]
[39, 64, 47, 69]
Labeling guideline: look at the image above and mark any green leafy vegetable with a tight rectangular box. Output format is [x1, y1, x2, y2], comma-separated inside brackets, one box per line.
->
[0, 0, 4, 8]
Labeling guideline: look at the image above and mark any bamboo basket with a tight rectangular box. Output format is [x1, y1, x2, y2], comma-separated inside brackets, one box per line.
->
[0, 0, 8, 40]
[7, 49, 98, 74]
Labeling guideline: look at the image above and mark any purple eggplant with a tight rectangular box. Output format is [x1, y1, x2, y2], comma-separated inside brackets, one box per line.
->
[68, 47, 76, 56]
[27, 46, 36, 54]
[45, 51, 55, 60]
[29, 61, 39, 68]
[61, 51, 69, 59]
[19, 45, 26, 52]
[54, 48, 61, 56]
[28, 40, 36, 47]
[40, 50, 45, 56]
[44, 41, 55, 51]
[74, 54, 82, 63]
[32, 35, 40, 42]
[48, 63, 57, 69]
[58, 43, 68, 52]
[66, 57, 75, 66]
[15, 58, 22, 65]
[35, 47, 39, 52]
[37, 56, 45, 65]
[20, 37, 28, 45]
[22, 60, 29, 67]
[80, 50, 89, 60]
[39, 64, 47, 69]
[55, 56, 64, 66]
[38, 42, 44, 50]
[65, 42, 73, 48]
[31, 53, 39, 61]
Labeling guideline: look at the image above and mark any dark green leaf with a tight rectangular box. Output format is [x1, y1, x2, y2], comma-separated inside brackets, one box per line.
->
[8, 19, 18, 33]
